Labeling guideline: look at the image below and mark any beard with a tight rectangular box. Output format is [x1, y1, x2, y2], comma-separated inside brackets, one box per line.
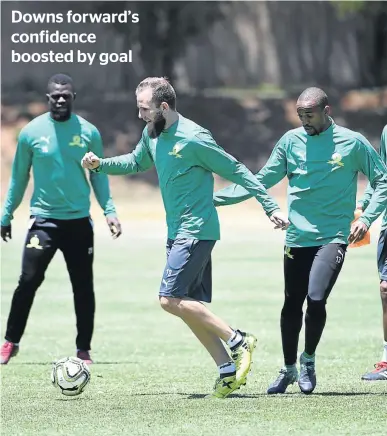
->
[51, 105, 72, 122]
[147, 109, 166, 138]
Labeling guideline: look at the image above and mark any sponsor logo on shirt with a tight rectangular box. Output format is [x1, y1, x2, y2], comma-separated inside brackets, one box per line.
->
[328, 152, 344, 171]
[39, 136, 50, 153]
[40, 136, 50, 144]
[69, 135, 86, 148]
[168, 143, 183, 158]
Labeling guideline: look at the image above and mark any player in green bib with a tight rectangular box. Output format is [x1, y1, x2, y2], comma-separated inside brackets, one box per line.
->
[1, 74, 121, 365]
[213, 88, 387, 394]
[358, 125, 387, 381]
[82, 77, 289, 398]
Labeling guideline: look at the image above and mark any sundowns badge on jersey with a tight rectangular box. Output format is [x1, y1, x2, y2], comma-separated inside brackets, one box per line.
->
[328, 152, 344, 171]
[69, 135, 85, 148]
[285, 247, 294, 259]
[26, 235, 43, 250]
[168, 143, 183, 158]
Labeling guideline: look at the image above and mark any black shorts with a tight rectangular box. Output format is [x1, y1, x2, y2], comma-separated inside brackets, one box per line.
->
[377, 229, 387, 281]
[284, 243, 347, 301]
[159, 238, 216, 303]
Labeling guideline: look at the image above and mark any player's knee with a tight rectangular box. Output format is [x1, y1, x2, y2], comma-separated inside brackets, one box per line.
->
[18, 271, 45, 291]
[159, 296, 179, 314]
[307, 289, 327, 302]
[307, 296, 326, 314]
[282, 297, 303, 316]
[380, 281, 387, 302]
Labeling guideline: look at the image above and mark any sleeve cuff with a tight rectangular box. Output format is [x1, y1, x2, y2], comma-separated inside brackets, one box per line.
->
[358, 216, 371, 228]
[1, 216, 12, 226]
[91, 163, 103, 173]
[265, 207, 281, 217]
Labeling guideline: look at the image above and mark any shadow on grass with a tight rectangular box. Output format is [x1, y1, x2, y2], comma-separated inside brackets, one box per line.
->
[311, 391, 387, 397]
[129, 392, 270, 399]
[129, 391, 386, 399]
[87, 361, 138, 365]
[7, 362, 53, 366]
[11, 361, 137, 365]
[54, 397, 88, 401]
[219, 392, 387, 399]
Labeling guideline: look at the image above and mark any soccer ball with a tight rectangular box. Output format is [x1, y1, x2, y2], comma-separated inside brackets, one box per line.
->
[51, 357, 91, 396]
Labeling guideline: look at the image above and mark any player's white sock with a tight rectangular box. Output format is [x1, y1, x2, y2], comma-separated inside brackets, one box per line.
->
[382, 341, 387, 362]
[6, 340, 19, 346]
[218, 361, 236, 377]
[226, 330, 243, 349]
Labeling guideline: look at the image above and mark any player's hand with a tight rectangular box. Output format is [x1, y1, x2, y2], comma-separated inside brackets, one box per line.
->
[1, 224, 12, 242]
[82, 152, 100, 170]
[348, 220, 368, 244]
[269, 211, 290, 230]
[106, 216, 122, 239]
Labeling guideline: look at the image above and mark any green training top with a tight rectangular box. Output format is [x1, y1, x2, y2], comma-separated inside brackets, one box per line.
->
[1, 112, 116, 226]
[94, 114, 280, 240]
[213, 120, 387, 247]
[359, 125, 387, 231]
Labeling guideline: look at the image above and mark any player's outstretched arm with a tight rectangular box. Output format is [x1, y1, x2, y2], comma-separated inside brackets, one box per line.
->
[1, 130, 32, 242]
[82, 134, 154, 175]
[354, 135, 387, 230]
[190, 132, 289, 229]
[213, 135, 288, 207]
[357, 126, 386, 212]
[87, 127, 122, 239]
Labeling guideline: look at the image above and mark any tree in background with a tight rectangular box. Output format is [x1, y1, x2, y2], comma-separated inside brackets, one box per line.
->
[332, 0, 387, 87]
[78, 1, 225, 86]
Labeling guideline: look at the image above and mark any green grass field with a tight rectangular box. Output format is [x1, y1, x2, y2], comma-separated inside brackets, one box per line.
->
[1, 213, 386, 436]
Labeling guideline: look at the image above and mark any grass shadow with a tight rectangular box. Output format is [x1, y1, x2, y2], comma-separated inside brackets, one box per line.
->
[314, 391, 387, 397]
[9, 361, 138, 365]
[54, 397, 89, 401]
[128, 391, 386, 399]
[8, 362, 53, 366]
[88, 361, 138, 365]
[229, 391, 387, 398]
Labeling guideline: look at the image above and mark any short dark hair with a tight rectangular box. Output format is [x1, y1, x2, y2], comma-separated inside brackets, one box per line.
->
[47, 73, 74, 91]
[136, 77, 176, 110]
[298, 87, 328, 109]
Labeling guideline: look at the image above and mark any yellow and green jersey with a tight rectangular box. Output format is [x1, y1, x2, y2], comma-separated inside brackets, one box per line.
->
[359, 125, 387, 231]
[95, 114, 280, 240]
[214, 120, 387, 247]
[1, 112, 116, 226]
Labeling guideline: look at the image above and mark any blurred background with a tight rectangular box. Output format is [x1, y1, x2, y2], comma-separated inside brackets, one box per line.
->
[1, 0, 387, 209]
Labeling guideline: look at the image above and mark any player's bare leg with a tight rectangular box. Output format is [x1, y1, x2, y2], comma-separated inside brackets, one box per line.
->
[159, 296, 257, 397]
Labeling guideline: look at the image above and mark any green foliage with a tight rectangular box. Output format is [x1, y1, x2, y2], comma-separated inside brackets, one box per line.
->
[331, 0, 387, 16]
[331, 0, 366, 16]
